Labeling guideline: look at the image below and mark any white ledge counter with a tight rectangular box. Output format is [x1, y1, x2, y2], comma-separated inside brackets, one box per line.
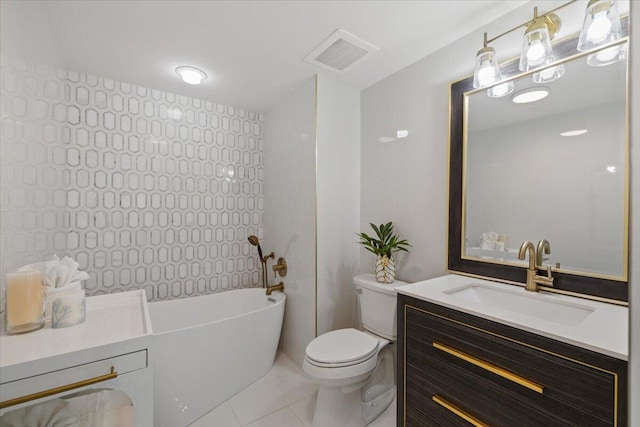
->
[0, 290, 154, 426]
[396, 274, 628, 360]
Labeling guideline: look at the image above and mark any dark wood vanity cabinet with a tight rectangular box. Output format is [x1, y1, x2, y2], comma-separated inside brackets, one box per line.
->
[397, 294, 627, 426]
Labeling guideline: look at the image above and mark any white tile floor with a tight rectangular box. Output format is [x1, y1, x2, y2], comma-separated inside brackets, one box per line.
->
[189, 351, 396, 427]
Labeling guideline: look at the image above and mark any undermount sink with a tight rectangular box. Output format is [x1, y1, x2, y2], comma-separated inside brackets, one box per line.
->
[444, 284, 595, 326]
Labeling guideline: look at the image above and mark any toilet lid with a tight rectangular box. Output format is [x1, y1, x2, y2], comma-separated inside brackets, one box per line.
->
[305, 328, 379, 366]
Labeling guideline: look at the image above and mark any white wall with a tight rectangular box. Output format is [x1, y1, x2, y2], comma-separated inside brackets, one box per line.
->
[359, 3, 543, 283]
[628, 0, 639, 422]
[360, 27, 457, 283]
[263, 78, 317, 366]
[362, 0, 637, 421]
[316, 74, 360, 336]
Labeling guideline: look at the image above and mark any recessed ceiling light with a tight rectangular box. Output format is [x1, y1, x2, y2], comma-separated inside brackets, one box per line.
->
[175, 66, 207, 85]
[560, 129, 588, 137]
[511, 87, 550, 104]
[396, 130, 409, 139]
[606, 166, 618, 173]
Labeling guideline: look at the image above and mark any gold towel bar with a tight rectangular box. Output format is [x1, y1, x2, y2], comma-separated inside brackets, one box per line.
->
[433, 342, 544, 394]
[0, 366, 118, 409]
[433, 395, 490, 427]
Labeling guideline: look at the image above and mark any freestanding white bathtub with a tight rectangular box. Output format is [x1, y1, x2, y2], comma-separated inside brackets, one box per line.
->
[149, 288, 285, 427]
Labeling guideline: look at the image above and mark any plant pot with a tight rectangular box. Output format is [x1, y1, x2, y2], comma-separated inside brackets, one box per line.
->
[375, 255, 395, 284]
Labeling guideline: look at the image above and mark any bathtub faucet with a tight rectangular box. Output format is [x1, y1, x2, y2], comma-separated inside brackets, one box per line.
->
[266, 282, 285, 296]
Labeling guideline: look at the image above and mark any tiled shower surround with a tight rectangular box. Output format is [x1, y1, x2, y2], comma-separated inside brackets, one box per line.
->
[1, 56, 264, 301]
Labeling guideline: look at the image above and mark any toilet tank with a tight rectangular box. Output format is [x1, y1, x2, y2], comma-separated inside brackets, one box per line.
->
[354, 274, 407, 341]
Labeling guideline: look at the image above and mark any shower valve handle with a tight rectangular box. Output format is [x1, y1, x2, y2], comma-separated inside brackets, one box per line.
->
[272, 257, 287, 278]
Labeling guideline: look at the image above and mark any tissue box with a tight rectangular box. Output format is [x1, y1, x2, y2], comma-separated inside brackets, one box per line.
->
[51, 289, 86, 328]
[45, 282, 82, 322]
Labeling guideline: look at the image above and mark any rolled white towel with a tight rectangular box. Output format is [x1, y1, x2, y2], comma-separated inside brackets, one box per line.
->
[17, 255, 89, 290]
[56, 257, 89, 288]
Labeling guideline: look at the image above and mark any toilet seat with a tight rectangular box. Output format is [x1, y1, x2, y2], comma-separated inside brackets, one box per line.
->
[305, 328, 379, 368]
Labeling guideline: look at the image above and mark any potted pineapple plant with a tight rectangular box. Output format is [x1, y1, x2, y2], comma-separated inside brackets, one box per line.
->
[356, 222, 411, 284]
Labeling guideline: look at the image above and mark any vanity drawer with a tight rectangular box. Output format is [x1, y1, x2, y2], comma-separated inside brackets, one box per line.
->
[399, 296, 627, 427]
[407, 347, 594, 426]
[0, 349, 147, 408]
[406, 306, 615, 423]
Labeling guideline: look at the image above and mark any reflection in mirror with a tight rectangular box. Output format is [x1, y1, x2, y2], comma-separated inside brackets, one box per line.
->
[449, 29, 629, 302]
[463, 47, 627, 280]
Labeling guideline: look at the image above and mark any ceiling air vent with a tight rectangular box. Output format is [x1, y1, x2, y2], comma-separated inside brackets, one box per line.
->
[304, 29, 379, 73]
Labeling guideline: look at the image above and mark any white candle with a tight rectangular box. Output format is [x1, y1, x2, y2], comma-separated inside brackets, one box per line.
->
[5, 270, 44, 334]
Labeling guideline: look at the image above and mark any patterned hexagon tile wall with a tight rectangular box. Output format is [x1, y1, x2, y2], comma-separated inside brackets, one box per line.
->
[1, 55, 264, 301]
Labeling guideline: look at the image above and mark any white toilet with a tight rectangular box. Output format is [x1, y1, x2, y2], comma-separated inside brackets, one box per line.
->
[303, 274, 406, 427]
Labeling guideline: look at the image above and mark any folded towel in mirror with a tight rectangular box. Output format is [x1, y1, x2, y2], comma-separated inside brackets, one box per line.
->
[480, 232, 499, 250]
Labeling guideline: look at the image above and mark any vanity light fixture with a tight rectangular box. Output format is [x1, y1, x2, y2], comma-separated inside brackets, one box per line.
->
[519, 8, 561, 72]
[175, 66, 207, 85]
[511, 87, 549, 104]
[472, 32, 514, 97]
[487, 81, 515, 98]
[532, 64, 565, 83]
[560, 129, 588, 137]
[472, 0, 621, 91]
[473, 42, 502, 89]
[587, 43, 627, 66]
[578, 0, 622, 51]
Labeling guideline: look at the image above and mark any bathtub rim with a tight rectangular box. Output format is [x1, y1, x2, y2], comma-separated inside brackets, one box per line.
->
[149, 288, 285, 336]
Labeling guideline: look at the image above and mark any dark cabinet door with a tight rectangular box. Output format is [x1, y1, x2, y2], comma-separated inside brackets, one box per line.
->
[398, 294, 627, 427]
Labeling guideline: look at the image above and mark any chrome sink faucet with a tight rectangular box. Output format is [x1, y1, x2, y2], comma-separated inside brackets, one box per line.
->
[518, 240, 554, 292]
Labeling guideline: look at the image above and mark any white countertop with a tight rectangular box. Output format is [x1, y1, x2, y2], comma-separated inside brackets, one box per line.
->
[0, 290, 153, 374]
[397, 274, 628, 360]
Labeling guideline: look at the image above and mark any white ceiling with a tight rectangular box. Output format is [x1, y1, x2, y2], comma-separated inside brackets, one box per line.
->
[7, 1, 531, 112]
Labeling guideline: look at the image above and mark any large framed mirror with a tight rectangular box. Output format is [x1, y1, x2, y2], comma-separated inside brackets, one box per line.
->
[449, 24, 629, 302]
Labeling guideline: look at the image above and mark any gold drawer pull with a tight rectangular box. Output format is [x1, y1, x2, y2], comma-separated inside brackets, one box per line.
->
[433, 395, 490, 427]
[433, 342, 544, 394]
[0, 366, 118, 409]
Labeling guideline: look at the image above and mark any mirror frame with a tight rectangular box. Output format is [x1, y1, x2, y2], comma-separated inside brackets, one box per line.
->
[448, 24, 629, 303]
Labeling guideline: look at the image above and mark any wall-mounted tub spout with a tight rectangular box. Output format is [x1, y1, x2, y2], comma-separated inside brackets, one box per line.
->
[266, 282, 285, 296]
